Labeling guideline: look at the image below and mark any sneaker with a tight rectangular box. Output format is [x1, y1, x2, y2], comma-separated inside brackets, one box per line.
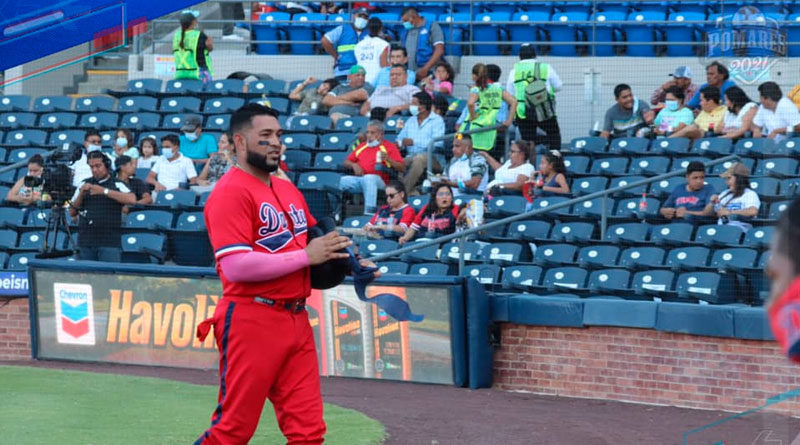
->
[222, 34, 245, 41]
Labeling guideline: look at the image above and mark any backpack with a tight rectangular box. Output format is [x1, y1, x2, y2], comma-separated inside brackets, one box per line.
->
[524, 62, 556, 121]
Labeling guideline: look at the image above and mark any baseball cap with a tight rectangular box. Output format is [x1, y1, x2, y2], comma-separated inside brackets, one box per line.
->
[349, 65, 367, 75]
[115, 155, 132, 170]
[670, 66, 693, 79]
[719, 162, 750, 178]
[180, 115, 203, 132]
[354, 7, 370, 17]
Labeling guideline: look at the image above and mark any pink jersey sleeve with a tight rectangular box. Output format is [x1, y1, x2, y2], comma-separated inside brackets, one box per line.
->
[219, 249, 310, 282]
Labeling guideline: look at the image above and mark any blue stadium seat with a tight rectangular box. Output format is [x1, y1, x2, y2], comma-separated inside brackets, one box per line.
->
[576, 245, 620, 269]
[297, 171, 342, 221]
[74, 95, 116, 112]
[5, 130, 47, 147]
[609, 175, 648, 197]
[23, 208, 51, 227]
[0, 112, 36, 129]
[550, 221, 594, 243]
[311, 152, 348, 172]
[472, 12, 511, 56]
[170, 212, 212, 266]
[632, 270, 675, 297]
[377, 261, 408, 275]
[125, 210, 174, 231]
[17, 230, 47, 251]
[505, 220, 551, 241]
[544, 12, 588, 56]
[48, 130, 86, 147]
[710, 158, 755, 176]
[694, 224, 743, 246]
[665, 11, 705, 56]
[586, 10, 626, 56]
[286, 115, 332, 133]
[776, 138, 800, 157]
[32, 95, 73, 112]
[755, 158, 798, 178]
[649, 176, 685, 198]
[481, 242, 528, 265]
[383, 116, 404, 134]
[342, 215, 372, 231]
[158, 97, 202, 113]
[402, 242, 440, 263]
[0, 229, 18, 249]
[563, 155, 590, 174]
[248, 79, 287, 96]
[320, 133, 357, 151]
[572, 176, 609, 196]
[0, 208, 25, 228]
[710, 247, 758, 271]
[121, 232, 166, 263]
[409, 262, 450, 276]
[588, 268, 631, 293]
[252, 12, 291, 55]
[665, 246, 710, 270]
[487, 195, 528, 217]
[744, 226, 774, 249]
[501, 265, 543, 292]
[604, 222, 649, 243]
[282, 133, 317, 150]
[153, 190, 197, 209]
[703, 176, 727, 193]
[116, 95, 158, 113]
[542, 267, 588, 291]
[463, 263, 502, 286]
[0, 251, 7, 268]
[249, 97, 289, 115]
[618, 246, 665, 269]
[0, 169, 17, 185]
[205, 114, 231, 132]
[0, 95, 31, 111]
[288, 13, 327, 54]
[453, 194, 482, 208]
[589, 157, 628, 175]
[609, 137, 649, 155]
[693, 137, 732, 156]
[282, 150, 311, 171]
[654, 137, 690, 155]
[571, 136, 607, 154]
[749, 176, 780, 199]
[624, 11, 665, 56]
[203, 97, 246, 114]
[787, 13, 800, 57]
[534, 243, 577, 266]
[79, 111, 119, 128]
[165, 79, 204, 94]
[408, 195, 430, 212]
[8, 252, 35, 270]
[627, 156, 671, 176]
[676, 271, 723, 302]
[615, 196, 660, 218]
[735, 138, 776, 157]
[573, 197, 615, 218]
[120, 112, 161, 130]
[768, 200, 791, 220]
[439, 12, 469, 56]
[205, 79, 245, 94]
[335, 116, 369, 133]
[162, 114, 190, 130]
[10, 148, 46, 163]
[530, 196, 572, 218]
[127, 78, 162, 94]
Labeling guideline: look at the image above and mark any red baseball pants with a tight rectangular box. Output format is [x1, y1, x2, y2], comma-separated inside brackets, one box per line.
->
[195, 297, 326, 445]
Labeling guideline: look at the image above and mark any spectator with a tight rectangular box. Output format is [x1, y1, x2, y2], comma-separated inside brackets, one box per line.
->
[354, 17, 390, 86]
[460, 63, 516, 154]
[720, 86, 758, 139]
[438, 133, 488, 196]
[670, 86, 727, 140]
[193, 131, 236, 193]
[115, 155, 153, 213]
[687, 61, 737, 110]
[374, 45, 416, 89]
[360, 64, 420, 119]
[340, 120, 405, 214]
[173, 11, 213, 84]
[321, 7, 370, 81]
[363, 180, 415, 239]
[421, 61, 454, 96]
[179, 115, 217, 164]
[653, 86, 694, 136]
[601, 84, 654, 139]
[69, 151, 136, 262]
[220, 2, 245, 41]
[323, 65, 375, 125]
[147, 134, 198, 191]
[398, 183, 465, 244]
[788, 81, 800, 111]
[6, 154, 45, 206]
[110, 128, 139, 166]
[752, 81, 800, 141]
[70, 130, 113, 188]
[137, 137, 160, 170]
[659, 161, 715, 221]
[481, 140, 536, 195]
[525, 150, 570, 199]
[397, 92, 446, 193]
[714, 162, 760, 233]
[288, 77, 339, 116]
[650, 66, 699, 107]
[399, 6, 445, 79]
[506, 43, 563, 151]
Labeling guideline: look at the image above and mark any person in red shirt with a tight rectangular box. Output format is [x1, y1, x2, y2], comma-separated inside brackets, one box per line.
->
[398, 182, 465, 244]
[196, 103, 377, 445]
[340, 120, 405, 214]
[364, 179, 416, 239]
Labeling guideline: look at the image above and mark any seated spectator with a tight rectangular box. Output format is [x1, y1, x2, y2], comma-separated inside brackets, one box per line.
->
[460, 63, 517, 155]
[110, 128, 139, 166]
[136, 137, 160, 170]
[115, 155, 153, 213]
[525, 150, 570, 199]
[670, 86, 726, 140]
[70, 130, 113, 188]
[398, 183, 465, 245]
[193, 131, 236, 193]
[363, 180, 415, 239]
[323, 65, 375, 125]
[146, 134, 198, 191]
[653, 86, 694, 136]
[659, 161, 715, 221]
[340, 121, 405, 214]
[650, 66, 699, 108]
[720, 86, 758, 139]
[436, 133, 488, 196]
[6, 154, 46, 206]
[361, 64, 420, 119]
[374, 45, 416, 89]
[752, 81, 800, 141]
[788, 80, 800, 110]
[397, 92, 446, 193]
[421, 61, 454, 96]
[687, 61, 737, 110]
[481, 140, 536, 195]
[600, 84, 654, 139]
[714, 162, 760, 232]
[399, 6, 445, 79]
[179, 115, 217, 164]
[288, 77, 339, 116]
[354, 17, 390, 86]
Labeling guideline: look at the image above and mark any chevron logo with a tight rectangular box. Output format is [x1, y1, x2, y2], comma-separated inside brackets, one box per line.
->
[54, 283, 96, 345]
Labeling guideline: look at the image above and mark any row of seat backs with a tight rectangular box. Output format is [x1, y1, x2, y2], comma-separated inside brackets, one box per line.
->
[571, 136, 800, 158]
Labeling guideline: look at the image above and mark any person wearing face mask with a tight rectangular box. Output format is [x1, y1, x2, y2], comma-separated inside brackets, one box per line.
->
[669, 85, 727, 140]
[399, 6, 445, 80]
[110, 128, 140, 167]
[70, 129, 114, 188]
[147, 134, 198, 191]
[192, 132, 236, 193]
[437, 133, 488, 197]
[653, 86, 694, 136]
[178, 115, 217, 166]
[340, 120, 405, 214]
[321, 7, 370, 81]
[397, 92, 446, 194]
[720, 86, 758, 140]
[650, 66, 699, 108]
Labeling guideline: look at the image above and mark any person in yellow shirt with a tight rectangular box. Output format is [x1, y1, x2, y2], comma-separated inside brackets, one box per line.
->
[669, 86, 726, 140]
[788, 82, 800, 111]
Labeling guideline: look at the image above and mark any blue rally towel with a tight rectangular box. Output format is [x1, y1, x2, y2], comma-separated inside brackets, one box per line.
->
[347, 248, 425, 323]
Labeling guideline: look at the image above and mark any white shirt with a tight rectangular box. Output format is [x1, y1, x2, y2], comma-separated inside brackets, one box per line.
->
[753, 97, 800, 141]
[505, 59, 563, 98]
[70, 150, 114, 187]
[715, 188, 760, 232]
[137, 156, 157, 170]
[723, 102, 756, 130]
[355, 36, 389, 86]
[151, 153, 197, 190]
[487, 160, 535, 190]
[446, 155, 489, 196]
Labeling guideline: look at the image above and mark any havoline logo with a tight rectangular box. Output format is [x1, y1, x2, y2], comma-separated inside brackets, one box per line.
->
[54, 283, 96, 345]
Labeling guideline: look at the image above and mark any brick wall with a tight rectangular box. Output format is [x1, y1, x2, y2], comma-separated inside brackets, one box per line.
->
[493, 324, 800, 415]
[0, 298, 31, 361]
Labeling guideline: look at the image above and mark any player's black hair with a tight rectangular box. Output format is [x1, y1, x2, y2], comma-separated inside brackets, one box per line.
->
[700, 85, 721, 104]
[686, 161, 706, 176]
[84, 129, 102, 141]
[390, 45, 408, 58]
[161, 134, 180, 147]
[367, 17, 382, 37]
[229, 103, 280, 136]
[614, 84, 631, 99]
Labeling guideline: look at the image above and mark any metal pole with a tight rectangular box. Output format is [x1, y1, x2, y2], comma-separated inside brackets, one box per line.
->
[458, 231, 466, 276]
[600, 191, 608, 240]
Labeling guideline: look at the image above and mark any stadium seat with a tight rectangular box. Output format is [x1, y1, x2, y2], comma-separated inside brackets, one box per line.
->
[609, 137, 649, 155]
[573, 197, 615, 218]
[0, 229, 18, 249]
[203, 97, 246, 114]
[649, 176, 685, 198]
[204, 114, 231, 132]
[482, 242, 528, 265]
[297, 171, 342, 221]
[334, 116, 368, 133]
[487, 195, 528, 217]
[624, 11, 665, 56]
[403, 242, 440, 263]
[675, 271, 723, 302]
[587, 268, 631, 293]
[0, 169, 17, 185]
[311, 152, 348, 172]
[48, 130, 86, 147]
[165, 79, 204, 94]
[409, 262, 450, 276]
[153, 190, 197, 209]
[749, 176, 781, 200]
[735, 138, 776, 157]
[125, 210, 174, 231]
[342, 215, 372, 231]
[654, 137, 690, 155]
[463, 263, 502, 286]
[576, 245, 620, 269]
[170, 212, 212, 266]
[545, 12, 588, 56]
[550, 221, 594, 243]
[665, 246, 710, 270]
[23, 208, 50, 227]
[534, 243, 577, 267]
[282, 150, 312, 171]
[248, 79, 287, 96]
[121, 233, 166, 263]
[471, 12, 511, 56]
[744, 226, 774, 249]
[541, 267, 588, 292]
[17, 230, 47, 251]
[127, 78, 163, 94]
[604, 222, 649, 243]
[247, 97, 289, 115]
[282, 133, 317, 150]
[453, 194, 482, 208]
[693, 137, 732, 156]
[121, 112, 161, 130]
[79, 111, 119, 128]
[32, 95, 73, 112]
[694, 224, 743, 246]
[665, 11, 705, 57]
[710, 247, 758, 271]
[609, 176, 648, 197]
[0, 95, 31, 112]
[116, 95, 158, 113]
[767, 200, 791, 220]
[162, 114, 190, 130]
[570, 136, 607, 154]
[438, 12, 469, 56]
[252, 12, 291, 55]
[572, 176, 609, 196]
[776, 138, 800, 157]
[0, 208, 25, 229]
[530, 196, 572, 218]
[408, 195, 429, 212]
[159, 97, 202, 113]
[286, 115, 332, 133]
[377, 261, 408, 275]
[627, 156, 671, 176]
[631, 270, 675, 297]
[205, 79, 245, 94]
[8, 148, 47, 164]
[615, 196, 660, 219]
[589, 157, 628, 176]
[501, 265, 543, 292]
[5, 130, 47, 147]
[563, 155, 590, 175]
[504, 220, 551, 241]
[0, 112, 36, 129]
[710, 158, 755, 176]
[319, 133, 357, 151]
[8, 252, 35, 270]
[618, 246, 665, 269]
[755, 158, 799, 178]
[73, 95, 116, 112]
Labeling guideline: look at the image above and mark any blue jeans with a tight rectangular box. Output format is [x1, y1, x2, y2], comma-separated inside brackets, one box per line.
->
[79, 246, 121, 262]
[340, 174, 385, 214]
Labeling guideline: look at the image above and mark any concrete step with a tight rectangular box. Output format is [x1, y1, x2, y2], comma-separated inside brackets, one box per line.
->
[76, 69, 128, 94]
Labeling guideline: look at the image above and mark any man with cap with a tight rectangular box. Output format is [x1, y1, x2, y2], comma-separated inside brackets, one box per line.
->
[322, 64, 375, 126]
[321, 7, 370, 81]
[179, 115, 217, 165]
[650, 66, 699, 108]
[115, 155, 152, 213]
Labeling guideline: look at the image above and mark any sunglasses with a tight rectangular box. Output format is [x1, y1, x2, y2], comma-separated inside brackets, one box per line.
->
[436, 192, 452, 197]
[386, 192, 399, 199]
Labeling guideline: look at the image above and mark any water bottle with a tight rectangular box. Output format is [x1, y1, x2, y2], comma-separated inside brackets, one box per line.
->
[704, 122, 715, 138]
[638, 192, 648, 218]
[386, 215, 394, 233]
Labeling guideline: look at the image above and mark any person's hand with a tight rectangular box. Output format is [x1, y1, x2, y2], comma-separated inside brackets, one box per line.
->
[717, 208, 731, 217]
[675, 207, 687, 218]
[305, 76, 317, 85]
[351, 164, 364, 176]
[386, 106, 400, 117]
[662, 208, 676, 219]
[398, 234, 411, 245]
[415, 68, 428, 80]
[154, 183, 167, 192]
[305, 231, 352, 265]
[768, 130, 779, 139]
[198, 179, 210, 186]
[88, 185, 106, 195]
[359, 259, 381, 278]
[402, 138, 414, 147]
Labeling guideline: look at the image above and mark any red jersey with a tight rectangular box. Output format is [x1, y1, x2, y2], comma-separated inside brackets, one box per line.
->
[347, 140, 403, 183]
[204, 167, 317, 299]
[410, 204, 461, 236]
[367, 203, 415, 228]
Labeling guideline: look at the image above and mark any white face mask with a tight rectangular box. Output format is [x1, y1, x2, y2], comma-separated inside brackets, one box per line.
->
[87, 144, 102, 152]
[354, 17, 368, 30]
[162, 148, 173, 159]
[367, 140, 380, 147]
[409, 105, 420, 116]
[184, 132, 199, 142]
[115, 137, 128, 148]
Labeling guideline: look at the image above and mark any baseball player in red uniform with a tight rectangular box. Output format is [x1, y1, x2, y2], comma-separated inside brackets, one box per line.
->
[196, 103, 376, 444]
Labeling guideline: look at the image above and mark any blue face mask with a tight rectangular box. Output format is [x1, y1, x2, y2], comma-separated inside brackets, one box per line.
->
[402, 21, 414, 30]
[184, 132, 198, 142]
[665, 100, 679, 111]
[115, 137, 128, 148]
[162, 148, 173, 159]
[354, 17, 368, 30]
[409, 105, 419, 116]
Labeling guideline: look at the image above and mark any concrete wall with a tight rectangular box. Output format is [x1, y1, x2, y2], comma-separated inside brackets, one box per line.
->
[3, 43, 91, 97]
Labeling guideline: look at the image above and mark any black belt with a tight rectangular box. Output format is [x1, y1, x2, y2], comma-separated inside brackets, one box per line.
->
[254, 297, 306, 313]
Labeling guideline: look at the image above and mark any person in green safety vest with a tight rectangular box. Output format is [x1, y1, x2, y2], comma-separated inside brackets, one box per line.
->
[459, 63, 516, 159]
[173, 11, 214, 84]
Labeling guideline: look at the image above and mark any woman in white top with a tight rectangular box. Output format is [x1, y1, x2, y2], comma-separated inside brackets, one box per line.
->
[720, 86, 758, 139]
[354, 17, 389, 87]
[713, 162, 760, 232]
[480, 140, 536, 194]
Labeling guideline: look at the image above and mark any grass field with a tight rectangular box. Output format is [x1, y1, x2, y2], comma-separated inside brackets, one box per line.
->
[0, 365, 385, 444]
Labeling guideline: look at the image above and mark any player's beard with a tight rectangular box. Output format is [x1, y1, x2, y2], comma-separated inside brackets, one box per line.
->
[246, 147, 278, 173]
